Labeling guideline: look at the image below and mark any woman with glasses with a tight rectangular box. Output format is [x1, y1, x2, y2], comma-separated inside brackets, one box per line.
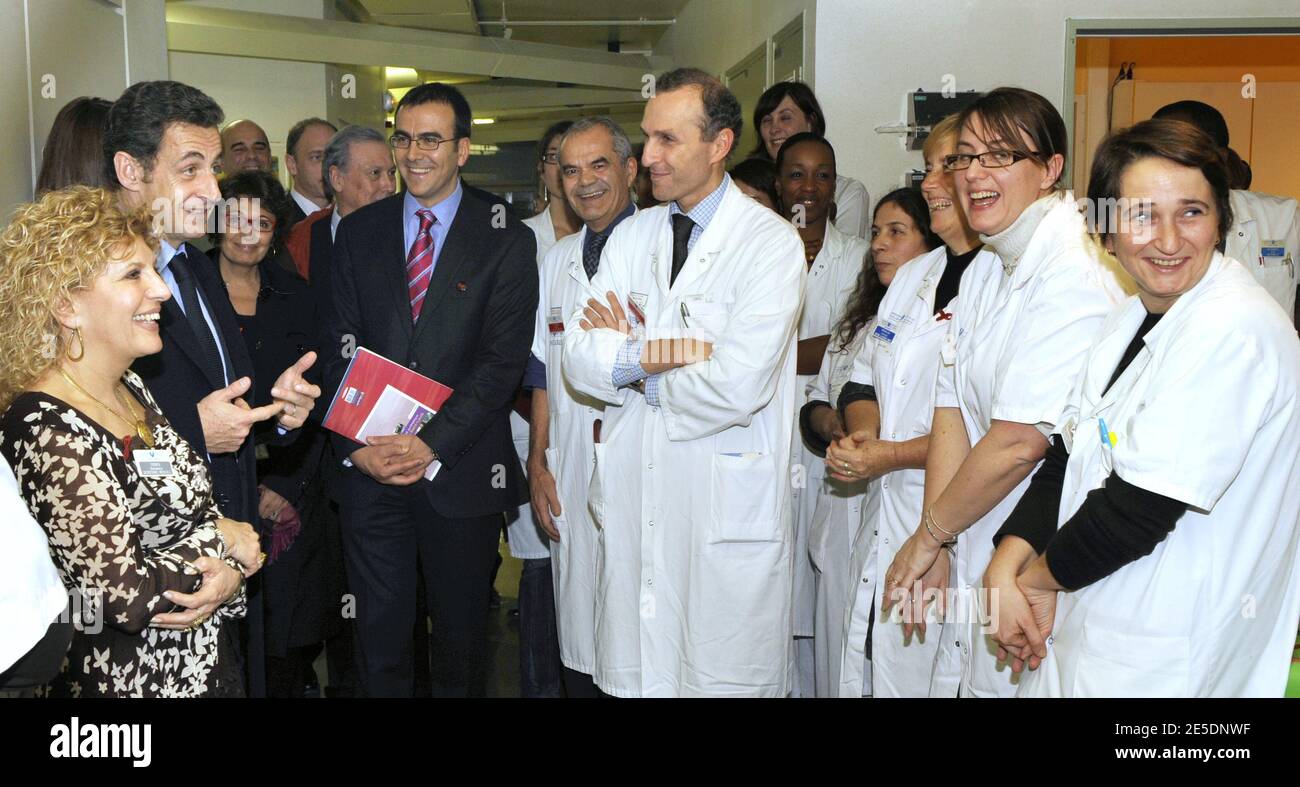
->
[751, 81, 871, 239]
[991, 119, 1300, 697]
[524, 121, 582, 259]
[877, 87, 1130, 698]
[825, 115, 992, 697]
[210, 171, 330, 697]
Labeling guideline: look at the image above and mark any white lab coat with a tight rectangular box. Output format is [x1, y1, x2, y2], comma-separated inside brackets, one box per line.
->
[837, 245, 1000, 697]
[833, 175, 871, 240]
[510, 210, 567, 559]
[562, 180, 806, 697]
[0, 455, 68, 673]
[930, 192, 1129, 698]
[804, 326, 872, 697]
[792, 222, 867, 643]
[1225, 190, 1298, 322]
[1019, 255, 1300, 697]
[529, 220, 627, 675]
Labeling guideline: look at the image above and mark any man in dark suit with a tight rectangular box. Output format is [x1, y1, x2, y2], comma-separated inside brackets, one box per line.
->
[325, 82, 538, 697]
[103, 81, 323, 696]
[284, 123, 396, 697]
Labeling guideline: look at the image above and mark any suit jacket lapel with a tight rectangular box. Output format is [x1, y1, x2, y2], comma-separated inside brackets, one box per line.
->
[158, 289, 222, 389]
[381, 197, 414, 339]
[411, 188, 475, 344]
[186, 243, 254, 383]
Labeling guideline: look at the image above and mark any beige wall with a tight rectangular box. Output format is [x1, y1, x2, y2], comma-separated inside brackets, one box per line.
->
[1074, 34, 1300, 200]
[0, 0, 167, 218]
[656, 0, 816, 82]
[814, 0, 1300, 207]
[168, 0, 331, 188]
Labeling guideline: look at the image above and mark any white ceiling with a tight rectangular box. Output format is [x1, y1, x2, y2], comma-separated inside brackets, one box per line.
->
[356, 0, 689, 51]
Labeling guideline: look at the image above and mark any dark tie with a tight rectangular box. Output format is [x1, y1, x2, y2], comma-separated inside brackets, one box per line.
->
[169, 247, 228, 386]
[582, 231, 611, 280]
[670, 213, 695, 287]
[407, 209, 436, 321]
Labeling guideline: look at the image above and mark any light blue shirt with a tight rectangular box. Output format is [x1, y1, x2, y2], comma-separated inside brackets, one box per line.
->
[612, 175, 732, 406]
[157, 240, 231, 385]
[403, 181, 463, 276]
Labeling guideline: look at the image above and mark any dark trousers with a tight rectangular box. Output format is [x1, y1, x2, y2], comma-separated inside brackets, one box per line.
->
[562, 666, 604, 699]
[341, 485, 502, 698]
[518, 557, 561, 698]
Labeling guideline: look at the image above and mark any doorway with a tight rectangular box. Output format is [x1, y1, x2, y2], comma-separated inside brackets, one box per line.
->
[1064, 18, 1300, 200]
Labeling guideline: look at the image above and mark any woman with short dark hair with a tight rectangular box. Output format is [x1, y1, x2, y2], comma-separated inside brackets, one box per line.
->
[751, 81, 872, 239]
[990, 119, 1300, 697]
[212, 171, 330, 697]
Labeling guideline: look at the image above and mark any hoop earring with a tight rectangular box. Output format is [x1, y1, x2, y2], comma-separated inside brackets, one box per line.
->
[66, 327, 84, 362]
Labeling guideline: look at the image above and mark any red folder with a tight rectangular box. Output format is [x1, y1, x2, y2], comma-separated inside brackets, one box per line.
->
[323, 347, 454, 445]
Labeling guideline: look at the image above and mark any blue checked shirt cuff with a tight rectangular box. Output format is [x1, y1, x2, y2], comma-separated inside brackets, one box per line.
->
[611, 336, 649, 387]
[644, 373, 662, 407]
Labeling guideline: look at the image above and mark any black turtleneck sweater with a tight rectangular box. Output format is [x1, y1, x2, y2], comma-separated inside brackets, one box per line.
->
[994, 310, 1188, 591]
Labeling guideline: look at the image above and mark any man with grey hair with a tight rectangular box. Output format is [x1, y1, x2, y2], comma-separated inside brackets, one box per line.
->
[523, 115, 638, 698]
[281, 123, 395, 698]
[285, 125, 395, 285]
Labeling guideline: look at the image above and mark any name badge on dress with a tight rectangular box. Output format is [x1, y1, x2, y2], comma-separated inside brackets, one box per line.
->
[133, 449, 176, 478]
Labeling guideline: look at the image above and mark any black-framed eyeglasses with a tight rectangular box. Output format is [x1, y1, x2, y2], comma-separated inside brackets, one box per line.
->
[944, 150, 1040, 171]
[539, 152, 559, 165]
[390, 133, 463, 151]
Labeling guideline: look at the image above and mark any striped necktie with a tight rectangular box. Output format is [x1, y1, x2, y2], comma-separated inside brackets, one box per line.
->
[407, 208, 436, 321]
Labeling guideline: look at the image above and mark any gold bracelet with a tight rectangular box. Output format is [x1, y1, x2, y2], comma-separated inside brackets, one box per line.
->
[924, 518, 956, 546]
[926, 507, 959, 538]
[924, 508, 958, 545]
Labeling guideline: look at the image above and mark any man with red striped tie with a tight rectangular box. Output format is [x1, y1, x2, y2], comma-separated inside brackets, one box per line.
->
[324, 82, 538, 697]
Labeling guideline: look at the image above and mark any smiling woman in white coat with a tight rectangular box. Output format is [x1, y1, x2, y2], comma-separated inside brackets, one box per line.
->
[988, 119, 1300, 697]
[774, 132, 866, 697]
[826, 116, 989, 698]
[562, 69, 805, 697]
[879, 88, 1130, 698]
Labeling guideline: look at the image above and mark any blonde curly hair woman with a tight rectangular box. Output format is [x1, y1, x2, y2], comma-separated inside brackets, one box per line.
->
[0, 186, 262, 697]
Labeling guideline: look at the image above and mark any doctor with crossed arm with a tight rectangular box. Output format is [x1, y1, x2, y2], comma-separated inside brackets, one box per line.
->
[562, 68, 806, 697]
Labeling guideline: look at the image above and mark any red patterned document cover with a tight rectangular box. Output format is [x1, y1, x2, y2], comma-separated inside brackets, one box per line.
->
[322, 347, 454, 480]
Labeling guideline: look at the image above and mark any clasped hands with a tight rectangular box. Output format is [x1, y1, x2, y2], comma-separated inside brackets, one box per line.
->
[824, 430, 896, 483]
[983, 542, 1060, 674]
[151, 517, 262, 631]
[579, 292, 713, 374]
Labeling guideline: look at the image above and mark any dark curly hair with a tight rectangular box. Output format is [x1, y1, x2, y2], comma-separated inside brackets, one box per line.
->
[831, 188, 941, 350]
[211, 170, 294, 261]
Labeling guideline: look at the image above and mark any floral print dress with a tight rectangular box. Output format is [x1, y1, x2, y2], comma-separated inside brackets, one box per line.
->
[0, 371, 246, 697]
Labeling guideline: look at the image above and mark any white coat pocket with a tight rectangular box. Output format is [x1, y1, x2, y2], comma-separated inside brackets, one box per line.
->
[587, 443, 607, 531]
[1070, 625, 1191, 697]
[680, 297, 731, 345]
[543, 446, 567, 536]
[708, 452, 780, 543]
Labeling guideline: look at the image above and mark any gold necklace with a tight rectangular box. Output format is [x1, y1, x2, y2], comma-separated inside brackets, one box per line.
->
[58, 367, 156, 448]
